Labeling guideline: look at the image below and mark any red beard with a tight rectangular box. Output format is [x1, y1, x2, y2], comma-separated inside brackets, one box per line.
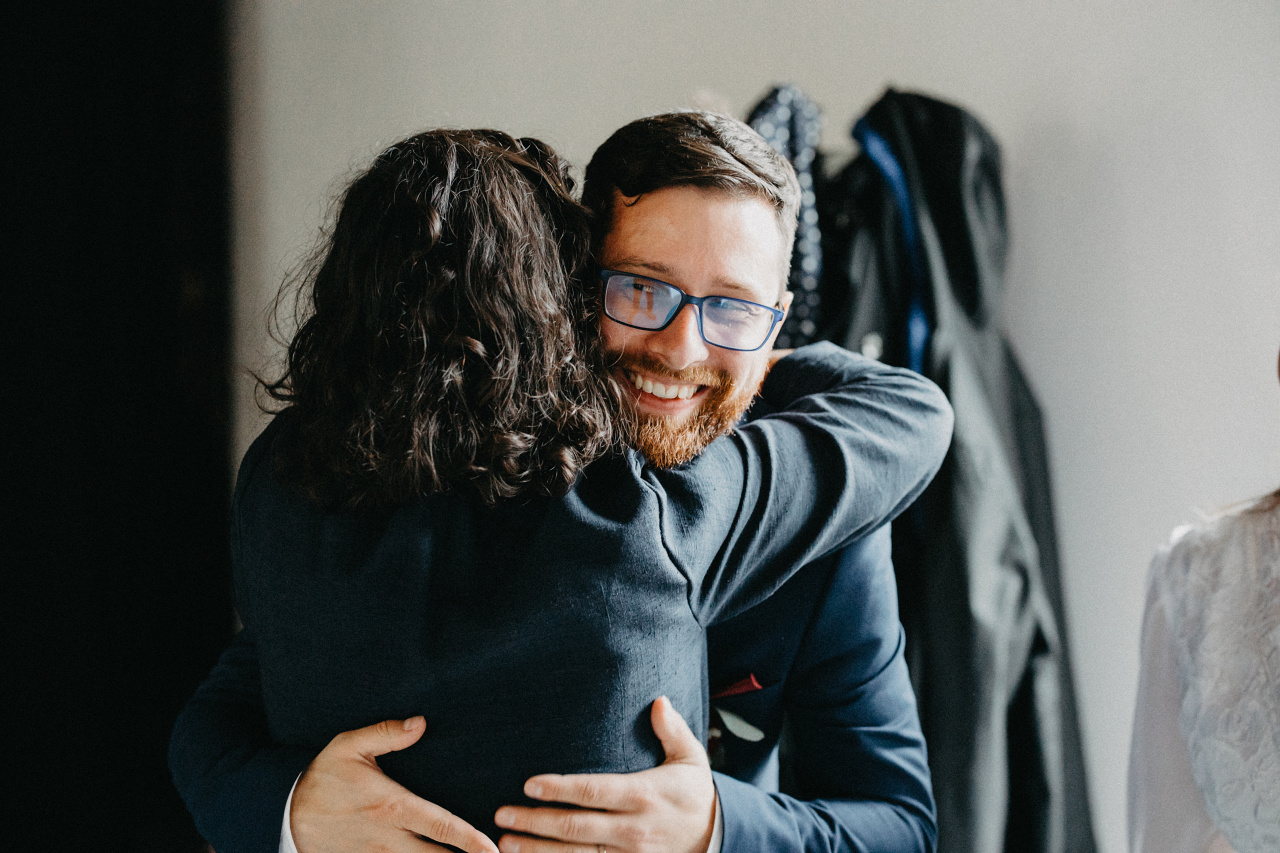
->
[608, 351, 762, 468]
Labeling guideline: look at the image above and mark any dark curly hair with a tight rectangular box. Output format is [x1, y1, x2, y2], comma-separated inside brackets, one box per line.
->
[263, 129, 623, 510]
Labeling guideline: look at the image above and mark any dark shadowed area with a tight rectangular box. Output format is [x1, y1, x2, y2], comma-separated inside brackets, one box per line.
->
[6, 3, 233, 850]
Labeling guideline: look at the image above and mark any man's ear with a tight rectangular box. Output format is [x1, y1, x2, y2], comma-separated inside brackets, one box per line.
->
[777, 288, 794, 315]
[764, 289, 795, 356]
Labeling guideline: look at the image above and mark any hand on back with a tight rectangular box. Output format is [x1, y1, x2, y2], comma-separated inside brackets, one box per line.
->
[491, 696, 717, 853]
[291, 716, 497, 853]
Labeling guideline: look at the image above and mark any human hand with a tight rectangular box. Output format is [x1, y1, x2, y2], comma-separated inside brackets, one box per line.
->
[291, 716, 498, 853]
[492, 697, 716, 853]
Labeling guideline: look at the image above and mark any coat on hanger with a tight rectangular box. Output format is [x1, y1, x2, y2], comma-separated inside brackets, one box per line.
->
[815, 87, 1098, 853]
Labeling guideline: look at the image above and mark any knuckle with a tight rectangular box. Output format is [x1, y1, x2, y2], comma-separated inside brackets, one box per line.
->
[290, 815, 317, 845]
[370, 795, 406, 826]
[576, 778, 600, 805]
[423, 813, 458, 843]
[631, 783, 657, 811]
[583, 777, 610, 807]
[627, 820, 658, 847]
[560, 811, 590, 838]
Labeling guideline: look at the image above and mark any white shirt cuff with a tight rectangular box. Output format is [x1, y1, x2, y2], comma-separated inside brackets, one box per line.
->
[707, 784, 724, 853]
[279, 773, 301, 853]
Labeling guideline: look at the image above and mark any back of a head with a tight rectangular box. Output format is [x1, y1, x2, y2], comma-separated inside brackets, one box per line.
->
[581, 111, 802, 268]
[267, 128, 621, 510]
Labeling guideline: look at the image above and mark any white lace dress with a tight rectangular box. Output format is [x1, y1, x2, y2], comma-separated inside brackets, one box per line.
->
[1128, 499, 1280, 853]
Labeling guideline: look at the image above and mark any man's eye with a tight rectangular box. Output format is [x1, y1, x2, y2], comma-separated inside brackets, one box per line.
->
[709, 299, 761, 323]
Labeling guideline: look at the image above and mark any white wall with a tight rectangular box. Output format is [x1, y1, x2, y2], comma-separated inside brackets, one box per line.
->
[228, 3, 1280, 850]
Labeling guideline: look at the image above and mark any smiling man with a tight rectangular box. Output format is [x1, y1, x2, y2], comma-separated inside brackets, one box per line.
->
[588, 114, 798, 478]
[488, 113, 939, 853]
[169, 113, 942, 853]
[599, 188, 790, 468]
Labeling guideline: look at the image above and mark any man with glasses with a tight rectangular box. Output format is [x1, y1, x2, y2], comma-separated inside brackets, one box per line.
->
[175, 113, 940, 853]
[481, 112, 937, 853]
[597, 267, 788, 468]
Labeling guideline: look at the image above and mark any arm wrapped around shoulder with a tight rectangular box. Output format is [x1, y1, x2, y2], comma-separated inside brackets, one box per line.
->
[758, 341, 953, 512]
[664, 341, 953, 625]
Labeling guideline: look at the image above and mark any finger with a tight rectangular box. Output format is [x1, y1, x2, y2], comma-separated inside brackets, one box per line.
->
[393, 794, 499, 853]
[415, 835, 495, 853]
[331, 716, 427, 760]
[651, 696, 707, 766]
[493, 805, 615, 845]
[523, 772, 646, 811]
[497, 833, 602, 853]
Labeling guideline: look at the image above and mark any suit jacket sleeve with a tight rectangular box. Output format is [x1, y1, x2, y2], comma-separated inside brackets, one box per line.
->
[713, 531, 937, 853]
[168, 628, 316, 853]
[652, 341, 952, 626]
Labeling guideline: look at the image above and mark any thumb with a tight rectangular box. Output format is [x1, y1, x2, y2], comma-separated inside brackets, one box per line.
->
[651, 697, 707, 766]
[335, 716, 427, 761]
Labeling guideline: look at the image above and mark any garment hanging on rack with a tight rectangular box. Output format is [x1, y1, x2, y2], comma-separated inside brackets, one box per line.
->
[747, 85, 1098, 853]
[747, 85, 824, 349]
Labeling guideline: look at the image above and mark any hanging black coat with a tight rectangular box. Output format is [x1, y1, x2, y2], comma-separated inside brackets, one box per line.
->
[815, 89, 1098, 853]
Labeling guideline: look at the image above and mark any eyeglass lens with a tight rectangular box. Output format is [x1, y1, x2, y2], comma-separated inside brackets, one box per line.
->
[603, 274, 776, 350]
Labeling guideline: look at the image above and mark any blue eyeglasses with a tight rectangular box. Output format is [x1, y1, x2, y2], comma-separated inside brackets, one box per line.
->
[599, 270, 785, 352]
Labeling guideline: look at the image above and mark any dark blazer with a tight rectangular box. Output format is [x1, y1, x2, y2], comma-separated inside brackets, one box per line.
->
[708, 525, 937, 852]
[168, 530, 938, 853]
[170, 345, 953, 850]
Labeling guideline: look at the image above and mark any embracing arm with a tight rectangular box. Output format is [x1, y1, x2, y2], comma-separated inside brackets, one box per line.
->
[170, 631, 498, 853]
[716, 532, 936, 850]
[168, 630, 316, 853]
[655, 341, 952, 624]
[497, 347, 950, 851]
[715, 532, 936, 853]
[713, 632, 935, 853]
[702, 347, 942, 847]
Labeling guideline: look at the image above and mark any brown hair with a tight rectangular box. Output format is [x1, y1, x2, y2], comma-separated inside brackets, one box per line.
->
[581, 111, 801, 291]
[263, 129, 622, 511]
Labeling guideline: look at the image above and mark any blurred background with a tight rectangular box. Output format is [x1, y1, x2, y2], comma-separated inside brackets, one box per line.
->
[9, 2, 1278, 852]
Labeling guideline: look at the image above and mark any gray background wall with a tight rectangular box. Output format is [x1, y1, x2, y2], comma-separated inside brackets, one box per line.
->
[228, 3, 1280, 851]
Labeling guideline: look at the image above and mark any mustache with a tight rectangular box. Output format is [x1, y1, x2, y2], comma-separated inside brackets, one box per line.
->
[606, 350, 732, 389]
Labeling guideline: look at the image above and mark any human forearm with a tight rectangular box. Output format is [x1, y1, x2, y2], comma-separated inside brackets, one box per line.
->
[714, 774, 934, 853]
[705, 530, 937, 853]
[169, 632, 316, 853]
[763, 340, 951, 524]
[677, 341, 952, 624]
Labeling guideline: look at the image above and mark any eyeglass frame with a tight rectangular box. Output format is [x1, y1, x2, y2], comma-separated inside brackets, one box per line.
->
[598, 269, 786, 353]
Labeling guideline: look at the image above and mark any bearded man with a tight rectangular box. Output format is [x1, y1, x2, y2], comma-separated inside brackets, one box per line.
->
[485, 112, 941, 853]
[170, 113, 946, 853]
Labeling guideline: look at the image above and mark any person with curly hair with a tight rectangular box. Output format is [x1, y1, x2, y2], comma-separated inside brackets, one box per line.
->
[260, 129, 619, 512]
[170, 123, 953, 852]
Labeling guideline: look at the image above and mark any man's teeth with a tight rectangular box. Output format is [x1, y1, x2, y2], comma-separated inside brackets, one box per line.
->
[629, 371, 697, 400]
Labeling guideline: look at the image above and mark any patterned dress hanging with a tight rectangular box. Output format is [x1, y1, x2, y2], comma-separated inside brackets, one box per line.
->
[746, 85, 823, 348]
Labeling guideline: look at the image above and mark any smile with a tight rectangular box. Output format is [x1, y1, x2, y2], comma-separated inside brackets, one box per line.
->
[625, 370, 703, 401]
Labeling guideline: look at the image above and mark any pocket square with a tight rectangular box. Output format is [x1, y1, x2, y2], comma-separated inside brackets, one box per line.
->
[715, 707, 765, 742]
[711, 673, 763, 699]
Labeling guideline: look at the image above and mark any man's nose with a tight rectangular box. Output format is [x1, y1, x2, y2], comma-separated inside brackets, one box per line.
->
[646, 304, 710, 371]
